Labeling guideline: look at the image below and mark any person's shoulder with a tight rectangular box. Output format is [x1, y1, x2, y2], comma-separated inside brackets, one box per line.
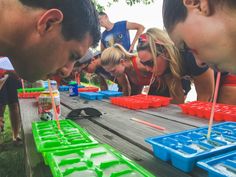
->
[181, 51, 209, 75]
[115, 21, 127, 26]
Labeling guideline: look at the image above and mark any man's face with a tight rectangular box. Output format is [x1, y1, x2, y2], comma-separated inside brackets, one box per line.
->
[169, 8, 236, 73]
[84, 59, 97, 73]
[11, 31, 92, 82]
[98, 15, 107, 28]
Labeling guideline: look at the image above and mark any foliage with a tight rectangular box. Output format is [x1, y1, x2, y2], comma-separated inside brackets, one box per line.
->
[0, 107, 26, 177]
[92, 0, 155, 12]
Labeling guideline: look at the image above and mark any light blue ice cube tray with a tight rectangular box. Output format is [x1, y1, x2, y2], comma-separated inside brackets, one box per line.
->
[197, 150, 236, 177]
[145, 122, 236, 172]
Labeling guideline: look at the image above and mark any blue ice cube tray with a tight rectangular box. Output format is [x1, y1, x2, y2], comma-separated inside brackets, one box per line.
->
[78, 85, 85, 88]
[46, 144, 155, 177]
[59, 86, 69, 91]
[197, 150, 236, 177]
[98, 90, 123, 98]
[79, 92, 104, 100]
[145, 122, 236, 172]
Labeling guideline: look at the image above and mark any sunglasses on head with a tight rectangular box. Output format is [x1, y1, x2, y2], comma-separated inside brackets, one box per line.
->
[138, 34, 166, 46]
[140, 60, 154, 67]
[66, 107, 102, 120]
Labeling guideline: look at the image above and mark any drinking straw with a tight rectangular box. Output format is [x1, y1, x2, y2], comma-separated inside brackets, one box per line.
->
[207, 72, 221, 139]
[48, 79, 60, 129]
[145, 74, 155, 96]
[74, 72, 77, 83]
[21, 79, 25, 93]
[130, 117, 166, 131]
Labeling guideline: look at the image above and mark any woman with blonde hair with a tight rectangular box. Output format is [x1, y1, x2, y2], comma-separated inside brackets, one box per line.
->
[101, 43, 152, 95]
[136, 27, 214, 104]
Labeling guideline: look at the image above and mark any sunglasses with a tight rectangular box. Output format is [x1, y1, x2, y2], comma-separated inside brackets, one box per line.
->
[140, 60, 154, 67]
[66, 107, 102, 120]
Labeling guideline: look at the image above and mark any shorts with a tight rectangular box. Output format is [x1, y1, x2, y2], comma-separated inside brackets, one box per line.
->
[0, 73, 21, 105]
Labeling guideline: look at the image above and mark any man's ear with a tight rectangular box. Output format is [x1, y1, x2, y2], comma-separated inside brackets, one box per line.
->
[183, 0, 210, 16]
[37, 9, 63, 35]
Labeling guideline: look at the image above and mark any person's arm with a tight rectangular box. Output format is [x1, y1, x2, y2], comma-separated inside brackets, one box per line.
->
[126, 21, 145, 52]
[116, 74, 131, 96]
[193, 68, 214, 102]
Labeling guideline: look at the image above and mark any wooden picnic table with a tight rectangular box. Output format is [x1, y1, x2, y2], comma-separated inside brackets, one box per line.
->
[19, 92, 211, 177]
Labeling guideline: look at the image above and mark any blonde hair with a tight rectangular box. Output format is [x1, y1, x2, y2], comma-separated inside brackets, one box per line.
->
[101, 44, 135, 66]
[137, 27, 183, 96]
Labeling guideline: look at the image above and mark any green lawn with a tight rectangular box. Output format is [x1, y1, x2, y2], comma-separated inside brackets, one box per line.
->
[0, 107, 26, 177]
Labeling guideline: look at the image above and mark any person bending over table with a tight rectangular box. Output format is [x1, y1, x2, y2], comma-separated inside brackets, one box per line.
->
[0, 0, 100, 82]
[136, 28, 214, 104]
[162, 0, 236, 74]
[100, 44, 154, 96]
[74, 49, 131, 96]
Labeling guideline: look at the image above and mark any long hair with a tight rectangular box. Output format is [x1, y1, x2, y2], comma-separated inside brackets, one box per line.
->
[137, 27, 183, 97]
[101, 44, 135, 67]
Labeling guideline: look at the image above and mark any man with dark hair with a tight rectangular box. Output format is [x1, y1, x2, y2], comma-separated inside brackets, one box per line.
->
[0, 0, 101, 82]
[98, 11, 144, 52]
[162, 0, 236, 74]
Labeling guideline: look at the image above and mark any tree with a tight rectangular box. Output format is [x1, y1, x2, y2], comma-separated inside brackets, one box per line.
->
[92, 0, 155, 12]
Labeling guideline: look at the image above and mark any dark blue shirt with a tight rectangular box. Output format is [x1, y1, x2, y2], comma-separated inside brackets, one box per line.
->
[101, 21, 131, 51]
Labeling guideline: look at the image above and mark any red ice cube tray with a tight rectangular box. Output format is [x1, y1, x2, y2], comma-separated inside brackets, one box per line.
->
[110, 94, 171, 110]
[179, 101, 236, 121]
[78, 86, 99, 92]
[18, 92, 41, 99]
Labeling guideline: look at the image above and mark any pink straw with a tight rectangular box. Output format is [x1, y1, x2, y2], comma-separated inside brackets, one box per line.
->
[48, 79, 60, 129]
[207, 72, 221, 139]
[21, 79, 25, 93]
[130, 118, 166, 131]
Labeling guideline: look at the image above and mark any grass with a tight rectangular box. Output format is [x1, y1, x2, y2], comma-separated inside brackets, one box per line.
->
[0, 107, 26, 177]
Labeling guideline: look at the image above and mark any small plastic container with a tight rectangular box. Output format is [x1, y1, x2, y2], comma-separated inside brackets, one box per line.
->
[68, 81, 78, 96]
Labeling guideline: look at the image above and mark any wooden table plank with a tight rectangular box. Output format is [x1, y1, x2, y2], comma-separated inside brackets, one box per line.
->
[60, 93, 207, 177]
[19, 94, 208, 177]
[61, 93, 195, 152]
[61, 106, 193, 177]
[102, 99, 209, 127]
[19, 99, 52, 177]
